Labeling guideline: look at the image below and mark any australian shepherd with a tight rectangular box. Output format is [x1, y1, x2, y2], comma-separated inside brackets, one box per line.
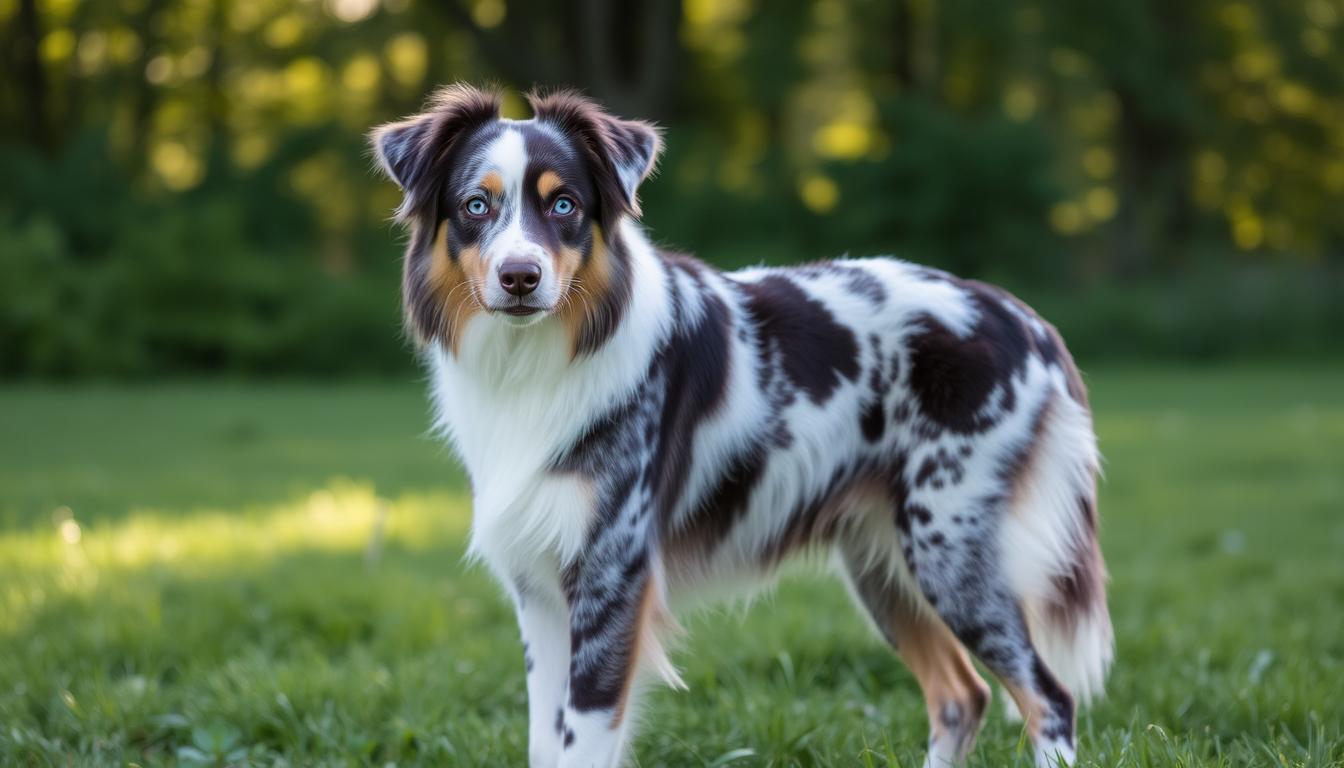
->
[369, 84, 1112, 768]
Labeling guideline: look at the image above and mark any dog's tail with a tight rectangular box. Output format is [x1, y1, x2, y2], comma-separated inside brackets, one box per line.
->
[1024, 520, 1112, 707]
[1000, 392, 1114, 709]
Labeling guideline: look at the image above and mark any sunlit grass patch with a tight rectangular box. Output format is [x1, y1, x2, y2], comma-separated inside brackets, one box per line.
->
[0, 480, 516, 765]
[0, 480, 472, 634]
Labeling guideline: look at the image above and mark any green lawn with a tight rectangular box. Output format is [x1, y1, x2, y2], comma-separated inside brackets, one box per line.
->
[2, 368, 1342, 766]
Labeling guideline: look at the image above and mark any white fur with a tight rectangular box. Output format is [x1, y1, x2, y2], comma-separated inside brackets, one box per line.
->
[432, 220, 671, 586]
[1035, 737, 1077, 768]
[558, 708, 627, 768]
[519, 594, 571, 767]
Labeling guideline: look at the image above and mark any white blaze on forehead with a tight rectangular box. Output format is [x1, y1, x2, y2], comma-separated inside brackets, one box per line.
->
[481, 128, 528, 196]
[477, 127, 547, 303]
[480, 128, 530, 251]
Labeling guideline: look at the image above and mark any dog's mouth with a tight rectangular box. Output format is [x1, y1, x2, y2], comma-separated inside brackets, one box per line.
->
[488, 299, 551, 323]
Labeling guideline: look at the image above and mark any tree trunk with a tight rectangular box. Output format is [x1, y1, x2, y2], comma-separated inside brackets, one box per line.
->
[577, 0, 680, 118]
[128, 0, 169, 172]
[440, 0, 682, 120]
[203, 0, 230, 178]
[1111, 84, 1193, 278]
[892, 0, 915, 90]
[13, 0, 51, 153]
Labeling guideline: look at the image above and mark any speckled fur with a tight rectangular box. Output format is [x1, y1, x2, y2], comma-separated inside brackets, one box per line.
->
[371, 85, 1112, 768]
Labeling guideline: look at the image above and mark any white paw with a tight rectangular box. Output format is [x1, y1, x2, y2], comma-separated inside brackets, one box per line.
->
[1001, 690, 1023, 722]
[1034, 738, 1076, 767]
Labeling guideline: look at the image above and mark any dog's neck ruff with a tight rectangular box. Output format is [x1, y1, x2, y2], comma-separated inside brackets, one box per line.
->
[427, 219, 670, 573]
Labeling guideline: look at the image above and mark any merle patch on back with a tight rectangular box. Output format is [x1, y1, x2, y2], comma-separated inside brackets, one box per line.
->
[649, 266, 734, 520]
[906, 281, 1060, 435]
[740, 275, 860, 405]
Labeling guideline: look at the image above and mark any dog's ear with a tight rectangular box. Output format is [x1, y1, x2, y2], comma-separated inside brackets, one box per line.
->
[369, 84, 502, 220]
[527, 89, 664, 229]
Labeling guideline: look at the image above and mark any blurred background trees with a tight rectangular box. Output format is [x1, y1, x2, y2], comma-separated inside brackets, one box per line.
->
[2, 0, 1342, 376]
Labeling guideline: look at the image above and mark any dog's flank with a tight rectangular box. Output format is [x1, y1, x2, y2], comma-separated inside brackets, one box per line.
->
[371, 84, 1112, 768]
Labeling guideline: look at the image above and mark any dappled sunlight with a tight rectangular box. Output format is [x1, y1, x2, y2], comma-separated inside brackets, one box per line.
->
[0, 480, 473, 636]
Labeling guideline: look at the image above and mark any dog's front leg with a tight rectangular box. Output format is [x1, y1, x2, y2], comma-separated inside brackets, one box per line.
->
[551, 387, 665, 767]
[515, 587, 570, 768]
[556, 554, 652, 768]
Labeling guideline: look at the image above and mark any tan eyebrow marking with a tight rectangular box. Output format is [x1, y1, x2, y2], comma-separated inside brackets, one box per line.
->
[480, 171, 503, 196]
[537, 170, 564, 199]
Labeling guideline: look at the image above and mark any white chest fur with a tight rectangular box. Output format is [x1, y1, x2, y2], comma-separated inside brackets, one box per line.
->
[426, 224, 671, 583]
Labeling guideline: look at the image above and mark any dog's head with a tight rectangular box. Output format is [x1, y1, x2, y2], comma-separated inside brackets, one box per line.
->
[370, 84, 662, 353]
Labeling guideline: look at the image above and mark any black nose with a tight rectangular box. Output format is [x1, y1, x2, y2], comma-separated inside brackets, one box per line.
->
[498, 261, 542, 297]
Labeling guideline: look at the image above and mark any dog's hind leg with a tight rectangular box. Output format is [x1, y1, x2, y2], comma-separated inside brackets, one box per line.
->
[900, 501, 1079, 768]
[839, 538, 990, 767]
[937, 586, 1077, 767]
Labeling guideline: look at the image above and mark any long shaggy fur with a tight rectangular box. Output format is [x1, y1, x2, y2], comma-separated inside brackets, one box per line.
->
[370, 84, 1112, 768]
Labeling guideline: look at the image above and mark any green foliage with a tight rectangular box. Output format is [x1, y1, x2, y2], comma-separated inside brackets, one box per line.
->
[1, 135, 408, 377]
[3, 0, 1344, 376]
[1028, 265, 1344, 361]
[1, 371, 1342, 764]
[826, 100, 1063, 281]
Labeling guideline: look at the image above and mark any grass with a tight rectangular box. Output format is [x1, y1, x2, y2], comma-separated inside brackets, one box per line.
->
[1, 367, 1342, 766]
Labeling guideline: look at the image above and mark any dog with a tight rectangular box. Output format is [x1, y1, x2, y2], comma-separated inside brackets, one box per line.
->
[369, 84, 1112, 768]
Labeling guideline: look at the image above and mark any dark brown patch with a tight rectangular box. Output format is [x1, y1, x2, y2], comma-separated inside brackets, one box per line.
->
[906, 295, 1028, 435]
[860, 334, 887, 442]
[915, 447, 966, 491]
[860, 398, 886, 442]
[907, 279, 1088, 434]
[665, 441, 767, 563]
[652, 278, 735, 537]
[741, 275, 860, 405]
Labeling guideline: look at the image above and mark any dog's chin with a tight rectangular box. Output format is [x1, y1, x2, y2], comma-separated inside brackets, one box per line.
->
[492, 305, 551, 328]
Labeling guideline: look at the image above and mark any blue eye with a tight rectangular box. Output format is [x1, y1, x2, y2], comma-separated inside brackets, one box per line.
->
[551, 196, 576, 216]
[465, 196, 490, 216]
